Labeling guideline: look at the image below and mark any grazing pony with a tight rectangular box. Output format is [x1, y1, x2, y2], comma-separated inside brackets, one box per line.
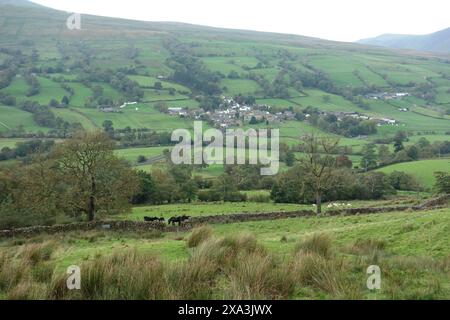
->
[168, 215, 191, 226]
[144, 216, 165, 222]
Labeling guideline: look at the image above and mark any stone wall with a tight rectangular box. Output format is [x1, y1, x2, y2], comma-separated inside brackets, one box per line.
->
[412, 194, 450, 210]
[1, 197, 448, 239]
[0, 220, 167, 238]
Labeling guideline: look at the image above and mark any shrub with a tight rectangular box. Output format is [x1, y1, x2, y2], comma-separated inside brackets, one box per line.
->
[223, 192, 247, 203]
[197, 190, 222, 202]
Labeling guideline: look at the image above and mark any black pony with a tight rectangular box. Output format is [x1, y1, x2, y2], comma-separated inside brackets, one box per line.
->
[168, 215, 191, 226]
[144, 216, 165, 222]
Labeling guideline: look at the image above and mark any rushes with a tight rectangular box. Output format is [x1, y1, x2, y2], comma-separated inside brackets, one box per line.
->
[186, 226, 213, 248]
[20, 241, 55, 266]
[0, 229, 449, 300]
[295, 233, 333, 258]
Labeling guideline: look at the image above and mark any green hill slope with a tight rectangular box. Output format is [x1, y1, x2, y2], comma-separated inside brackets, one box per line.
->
[0, 0, 449, 150]
[378, 159, 450, 189]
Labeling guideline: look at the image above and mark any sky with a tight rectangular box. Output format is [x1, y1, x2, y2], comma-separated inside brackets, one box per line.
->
[31, 0, 450, 42]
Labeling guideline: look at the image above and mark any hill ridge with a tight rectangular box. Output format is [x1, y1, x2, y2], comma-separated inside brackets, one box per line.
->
[358, 27, 450, 53]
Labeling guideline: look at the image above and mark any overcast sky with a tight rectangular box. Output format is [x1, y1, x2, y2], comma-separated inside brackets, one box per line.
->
[31, 0, 449, 42]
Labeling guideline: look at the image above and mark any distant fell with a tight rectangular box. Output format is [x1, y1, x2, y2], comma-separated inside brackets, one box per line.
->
[358, 28, 450, 53]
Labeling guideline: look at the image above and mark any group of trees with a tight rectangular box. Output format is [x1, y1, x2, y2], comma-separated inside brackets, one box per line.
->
[271, 167, 400, 206]
[132, 162, 257, 205]
[132, 164, 199, 205]
[24, 74, 40, 97]
[0, 131, 139, 228]
[0, 130, 447, 229]
[360, 133, 450, 170]
[248, 71, 290, 99]
[271, 135, 425, 213]
[0, 92, 16, 106]
[101, 121, 175, 147]
[19, 101, 82, 136]
[434, 172, 450, 194]
[0, 139, 55, 162]
[166, 40, 223, 96]
[310, 113, 378, 138]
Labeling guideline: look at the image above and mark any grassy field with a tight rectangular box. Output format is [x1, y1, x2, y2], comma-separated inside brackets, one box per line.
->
[67, 83, 93, 107]
[112, 195, 425, 221]
[378, 159, 450, 189]
[0, 138, 32, 149]
[115, 202, 308, 221]
[220, 79, 262, 96]
[115, 146, 169, 165]
[0, 206, 448, 299]
[0, 106, 48, 133]
[129, 75, 191, 93]
[69, 106, 193, 131]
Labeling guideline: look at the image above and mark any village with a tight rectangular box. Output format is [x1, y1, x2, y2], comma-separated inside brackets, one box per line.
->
[163, 97, 401, 129]
[165, 97, 296, 129]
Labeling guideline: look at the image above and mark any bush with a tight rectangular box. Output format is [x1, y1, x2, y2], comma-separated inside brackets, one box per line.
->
[197, 190, 222, 202]
[223, 192, 247, 203]
[137, 155, 147, 163]
[389, 171, 422, 191]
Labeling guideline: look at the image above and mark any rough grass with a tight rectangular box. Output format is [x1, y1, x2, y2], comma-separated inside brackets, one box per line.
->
[0, 208, 449, 300]
[186, 226, 213, 248]
[295, 233, 333, 258]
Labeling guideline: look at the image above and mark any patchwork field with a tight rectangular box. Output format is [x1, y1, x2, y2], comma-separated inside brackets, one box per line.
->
[378, 159, 450, 189]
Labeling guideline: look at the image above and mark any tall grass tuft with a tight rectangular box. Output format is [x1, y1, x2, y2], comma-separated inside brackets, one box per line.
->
[186, 226, 213, 248]
[20, 242, 55, 266]
[225, 253, 295, 300]
[292, 252, 352, 298]
[349, 238, 387, 263]
[79, 250, 167, 300]
[295, 233, 332, 258]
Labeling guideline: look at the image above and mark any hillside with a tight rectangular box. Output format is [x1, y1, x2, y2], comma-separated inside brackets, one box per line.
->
[378, 158, 450, 189]
[0, 0, 449, 153]
[358, 28, 450, 54]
